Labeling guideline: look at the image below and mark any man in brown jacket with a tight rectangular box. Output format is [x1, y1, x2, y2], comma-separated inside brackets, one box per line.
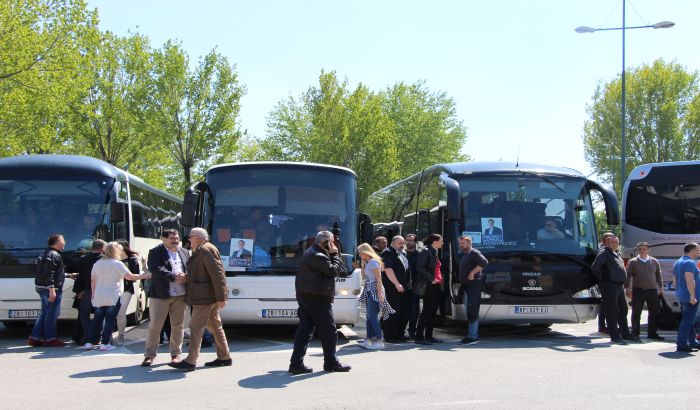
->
[170, 227, 231, 371]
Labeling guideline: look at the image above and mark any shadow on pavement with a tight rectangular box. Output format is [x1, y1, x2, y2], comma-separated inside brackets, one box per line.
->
[70, 363, 188, 383]
[238, 370, 324, 389]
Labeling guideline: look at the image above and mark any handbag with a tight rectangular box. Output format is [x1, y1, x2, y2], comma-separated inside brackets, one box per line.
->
[412, 275, 428, 297]
[657, 295, 677, 330]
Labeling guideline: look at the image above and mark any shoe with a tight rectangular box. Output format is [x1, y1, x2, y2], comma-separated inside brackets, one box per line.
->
[459, 338, 479, 345]
[611, 339, 628, 345]
[397, 335, 410, 342]
[170, 355, 182, 364]
[43, 338, 66, 347]
[676, 345, 695, 353]
[357, 339, 371, 349]
[27, 338, 43, 347]
[428, 338, 443, 344]
[623, 336, 642, 343]
[647, 334, 665, 341]
[384, 339, 402, 344]
[415, 338, 432, 345]
[99, 344, 116, 351]
[168, 360, 195, 371]
[116, 334, 125, 346]
[82, 343, 95, 350]
[141, 357, 153, 367]
[368, 340, 385, 350]
[288, 364, 313, 375]
[323, 362, 351, 372]
[598, 327, 608, 334]
[205, 358, 232, 367]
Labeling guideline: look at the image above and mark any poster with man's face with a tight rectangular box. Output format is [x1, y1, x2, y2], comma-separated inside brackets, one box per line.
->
[229, 238, 253, 268]
[481, 217, 504, 245]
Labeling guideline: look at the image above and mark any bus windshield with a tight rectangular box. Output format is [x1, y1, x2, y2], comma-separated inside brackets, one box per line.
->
[457, 175, 597, 256]
[206, 168, 357, 274]
[0, 178, 114, 252]
[625, 180, 700, 235]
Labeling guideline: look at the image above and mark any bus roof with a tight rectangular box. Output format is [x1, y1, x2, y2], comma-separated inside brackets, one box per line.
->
[627, 160, 700, 181]
[0, 154, 180, 202]
[433, 161, 585, 178]
[206, 161, 357, 177]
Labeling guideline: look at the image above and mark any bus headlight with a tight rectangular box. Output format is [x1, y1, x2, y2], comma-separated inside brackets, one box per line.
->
[338, 289, 349, 296]
[572, 285, 601, 299]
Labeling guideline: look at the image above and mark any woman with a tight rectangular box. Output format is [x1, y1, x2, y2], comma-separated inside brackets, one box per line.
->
[115, 240, 142, 346]
[414, 233, 444, 345]
[84, 242, 144, 351]
[357, 243, 393, 350]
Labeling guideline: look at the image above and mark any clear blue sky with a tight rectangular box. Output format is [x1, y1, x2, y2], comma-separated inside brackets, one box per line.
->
[88, 0, 700, 177]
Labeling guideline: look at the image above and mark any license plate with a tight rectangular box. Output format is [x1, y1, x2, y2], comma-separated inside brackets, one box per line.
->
[262, 309, 297, 318]
[514, 306, 549, 314]
[8, 309, 42, 319]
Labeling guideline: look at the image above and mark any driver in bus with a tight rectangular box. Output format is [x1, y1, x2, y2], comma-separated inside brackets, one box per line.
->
[536, 218, 565, 240]
[239, 207, 273, 247]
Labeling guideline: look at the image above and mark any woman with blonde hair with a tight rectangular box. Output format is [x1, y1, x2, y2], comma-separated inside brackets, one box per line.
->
[84, 241, 145, 351]
[357, 243, 394, 350]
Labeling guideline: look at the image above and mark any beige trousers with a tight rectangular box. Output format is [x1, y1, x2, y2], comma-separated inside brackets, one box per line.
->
[144, 296, 187, 359]
[185, 303, 230, 365]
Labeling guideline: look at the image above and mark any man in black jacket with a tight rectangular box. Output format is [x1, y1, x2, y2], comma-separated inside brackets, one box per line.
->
[592, 234, 637, 345]
[381, 236, 411, 343]
[29, 234, 67, 347]
[289, 231, 350, 375]
[71, 239, 105, 344]
[142, 229, 190, 366]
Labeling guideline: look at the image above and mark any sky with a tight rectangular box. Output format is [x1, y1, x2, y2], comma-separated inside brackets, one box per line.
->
[87, 0, 700, 178]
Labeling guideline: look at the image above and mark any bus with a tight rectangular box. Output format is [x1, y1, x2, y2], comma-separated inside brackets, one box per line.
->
[364, 161, 619, 325]
[181, 162, 364, 325]
[621, 160, 700, 314]
[0, 155, 183, 327]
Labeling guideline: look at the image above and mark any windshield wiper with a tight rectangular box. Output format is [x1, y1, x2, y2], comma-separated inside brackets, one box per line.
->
[516, 170, 566, 193]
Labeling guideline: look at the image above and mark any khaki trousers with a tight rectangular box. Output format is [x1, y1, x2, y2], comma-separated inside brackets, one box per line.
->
[185, 303, 230, 365]
[144, 296, 187, 359]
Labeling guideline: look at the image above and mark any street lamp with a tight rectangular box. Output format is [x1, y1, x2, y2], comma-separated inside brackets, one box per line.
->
[576, 1, 674, 187]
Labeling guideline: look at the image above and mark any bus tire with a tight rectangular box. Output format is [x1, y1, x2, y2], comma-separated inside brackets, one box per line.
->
[127, 291, 145, 326]
[3, 320, 28, 328]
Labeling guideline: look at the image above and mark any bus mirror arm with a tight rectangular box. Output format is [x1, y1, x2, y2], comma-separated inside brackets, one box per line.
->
[585, 180, 620, 225]
[441, 175, 461, 221]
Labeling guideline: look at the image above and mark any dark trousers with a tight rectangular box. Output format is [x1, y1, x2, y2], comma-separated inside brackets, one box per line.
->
[408, 294, 421, 337]
[630, 288, 660, 337]
[381, 285, 412, 340]
[416, 283, 441, 340]
[599, 281, 631, 341]
[290, 297, 338, 367]
[78, 290, 94, 344]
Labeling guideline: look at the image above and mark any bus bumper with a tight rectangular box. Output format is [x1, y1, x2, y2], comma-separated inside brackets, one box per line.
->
[475, 303, 600, 324]
[218, 297, 360, 325]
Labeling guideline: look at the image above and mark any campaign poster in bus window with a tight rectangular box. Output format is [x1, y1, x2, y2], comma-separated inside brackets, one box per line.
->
[463, 231, 482, 246]
[481, 217, 503, 245]
[229, 238, 253, 268]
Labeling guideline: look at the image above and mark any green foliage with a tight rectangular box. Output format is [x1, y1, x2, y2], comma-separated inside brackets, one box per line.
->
[583, 59, 700, 197]
[594, 209, 619, 238]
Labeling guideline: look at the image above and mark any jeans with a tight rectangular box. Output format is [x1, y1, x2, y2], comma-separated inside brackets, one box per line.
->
[676, 302, 699, 348]
[366, 298, 382, 340]
[30, 288, 63, 341]
[461, 279, 483, 339]
[89, 300, 121, 345]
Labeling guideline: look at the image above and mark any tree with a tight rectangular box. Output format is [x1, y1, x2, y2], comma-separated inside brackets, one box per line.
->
[583, 59, 700, 197]
[151, 42, 245, 192]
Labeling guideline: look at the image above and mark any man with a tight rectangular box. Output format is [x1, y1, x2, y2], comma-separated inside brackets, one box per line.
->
[483, 219, 502, 236]
[625, 241, 664, 340]
[536, 218, 565, 240]
[289, 231, 350, 374]
[72, 239, 105, 345]
[28, 234, 68, 347]
[373, 236, 388, 253]
[591, 234, 638, 345]
[232, 240, 252, 258]
[142, 229, 189, 367]
[170, 228, 231, 371]
[673, 243, 700, 352]
[456, 236, 489, 345]
[381, 236, 411, 343]
[240, 207, 273, 246]
[597, 232, 616, 334]
[405, 234, 421, 339]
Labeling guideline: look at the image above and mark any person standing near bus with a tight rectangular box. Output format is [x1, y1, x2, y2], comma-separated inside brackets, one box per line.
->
[381, 236, 411, 343]
[405, 234, 422, 339]
[625, 241, 664, 340]
[591, 234, 638, 345]
[28, 234, 68, 347]
[357, 243, 391, 350]
[673, 243, 700, 352]
[142, 229, 189, 367]
[72, 239, 106, 345]
[289, 231, 351, 374]
[115, 240, 142, 346]
[457, 236, 488, 345]
[414, 234, 444, 345]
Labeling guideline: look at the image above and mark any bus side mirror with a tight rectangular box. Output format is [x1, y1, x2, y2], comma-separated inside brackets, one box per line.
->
[110, 202, 126, 223]
[586, 180, 620, 225]
[182, 189, 199, 228]
[441, 175, 461, 221]
[359, 213, 373, 244]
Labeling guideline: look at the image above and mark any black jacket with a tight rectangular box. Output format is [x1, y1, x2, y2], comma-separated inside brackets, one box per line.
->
[416, 247, 439, 282]
[35, 247, 65, 289]
[295, 244, 347, 303]
[381, 246, 411, 288]
[591, 247, 627, 284]
[72, 252, 102, 294]
[122, 255, 140, 294]
[147, 244, 190, 299]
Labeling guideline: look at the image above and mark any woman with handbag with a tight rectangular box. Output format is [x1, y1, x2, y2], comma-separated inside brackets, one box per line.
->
[357, 243, 394, 350]
[414, 233, 444, 345]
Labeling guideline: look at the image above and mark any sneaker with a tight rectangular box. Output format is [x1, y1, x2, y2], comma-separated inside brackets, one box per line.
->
[357, 339, 371, 349]
[368, 340, 385, 350]
[27, 338, 43, 347]
[99, 344, 116, 351]
[83, 343, 95, 350]
[676, 345, 695, 353]
[459, 338, 479, 345]
[116, 334, 125, 346]
[43, 338, 66, 347]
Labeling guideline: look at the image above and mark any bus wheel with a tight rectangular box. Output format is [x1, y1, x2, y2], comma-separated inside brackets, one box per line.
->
[530, 323, 552, 329]
[127, 291, 145, 326]
[3, 320, 28, 329]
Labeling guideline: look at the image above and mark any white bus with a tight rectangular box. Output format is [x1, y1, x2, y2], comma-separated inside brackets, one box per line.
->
[182, 162, 364, 325]
[0, 155, 182, 327]
[621, 160, 700, 313]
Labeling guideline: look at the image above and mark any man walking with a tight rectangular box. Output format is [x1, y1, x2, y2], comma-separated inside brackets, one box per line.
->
[289, 231, 350, 374]
[381, 236, 411, 342]
[592, 234, 638, 345]
[170, 228, 231, 371]
[28, 234, 68, 347]
[625, 241, 664, 340]
[142, 229, 189, 367]
[673, 243, 700, 352]
[456, 236, 488, 345]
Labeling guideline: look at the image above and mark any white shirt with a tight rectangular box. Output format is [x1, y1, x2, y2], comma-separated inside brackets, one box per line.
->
[166, 248, 186, 297]
[91, 258, 129, 307]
